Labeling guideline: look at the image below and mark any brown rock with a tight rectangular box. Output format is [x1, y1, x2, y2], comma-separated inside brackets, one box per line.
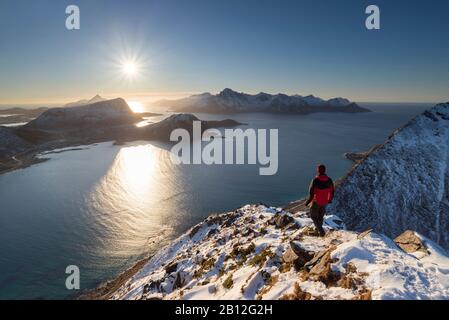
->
[188, 224, 202, 238]
[280, 282, 311, 300]
[164, 261, 178, 274]
[282, 241, 313, 270]
[299, 225, 320, 237]
[308, 251, 340, 286]
[304, 246, 336, 270]
[357, 229, 373, 239]
[352, 289, 372, 300]
[337, 275, 355, 289]
[394, 230, 427, 254]
[269, 214, 294, 229]
[206, 214, 221, 226]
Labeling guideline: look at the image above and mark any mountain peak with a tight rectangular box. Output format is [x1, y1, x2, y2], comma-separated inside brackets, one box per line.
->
[65, 95, 107, 108]
[218, 88, 241, 97]
[88, 94, 106, 104]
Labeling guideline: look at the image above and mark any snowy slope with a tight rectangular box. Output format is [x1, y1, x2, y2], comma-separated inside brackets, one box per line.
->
[328, 103, 449, 249]
[154, 89, 369, 114]
[111, 205, 449, 300]
[24, 98, 139, 130]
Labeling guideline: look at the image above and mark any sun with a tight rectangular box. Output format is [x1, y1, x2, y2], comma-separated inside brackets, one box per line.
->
[123, 62, 138, 76]
[128, 101, 144, 113]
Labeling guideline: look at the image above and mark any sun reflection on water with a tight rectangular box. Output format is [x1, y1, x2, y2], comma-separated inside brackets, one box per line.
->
[87, 144, 179, 260]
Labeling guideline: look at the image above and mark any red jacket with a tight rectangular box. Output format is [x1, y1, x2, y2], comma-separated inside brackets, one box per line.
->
[308, 174, 334, 206]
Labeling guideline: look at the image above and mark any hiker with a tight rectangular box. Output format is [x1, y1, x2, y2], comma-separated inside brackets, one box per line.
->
[304, 164, 334, 236]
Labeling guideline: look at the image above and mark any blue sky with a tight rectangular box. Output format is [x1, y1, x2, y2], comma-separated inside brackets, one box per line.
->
[0, 0, 448, 104]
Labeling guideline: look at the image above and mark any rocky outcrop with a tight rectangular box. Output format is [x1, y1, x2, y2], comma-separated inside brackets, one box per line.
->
[329, 102, 449, 249]
[108, 205, 449, 300]
[344, 145, 381, 164]
[394, 230, 428, 254]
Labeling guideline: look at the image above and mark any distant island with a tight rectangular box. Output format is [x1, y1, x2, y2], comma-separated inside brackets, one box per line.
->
[153, 88, 371, 114]
[0, 107, 48, 126]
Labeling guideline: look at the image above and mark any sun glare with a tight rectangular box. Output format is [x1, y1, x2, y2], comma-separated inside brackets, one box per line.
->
[128, 101, 144, 113]
[123, 62, 138, 76]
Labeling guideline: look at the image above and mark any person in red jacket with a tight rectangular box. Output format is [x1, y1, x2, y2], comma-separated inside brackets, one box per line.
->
[304, 164, 334, 236]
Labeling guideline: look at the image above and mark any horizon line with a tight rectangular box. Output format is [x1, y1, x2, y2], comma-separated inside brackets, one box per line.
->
[0, 90, 446, 107]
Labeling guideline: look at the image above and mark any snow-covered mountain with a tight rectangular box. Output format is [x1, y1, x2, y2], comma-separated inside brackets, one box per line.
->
[64, 94, 107, 108]
[24, 98, 139, 130]
[109, 205, 449, 300]
[329, 102, 449, 249]
[154, 89, 370, 114]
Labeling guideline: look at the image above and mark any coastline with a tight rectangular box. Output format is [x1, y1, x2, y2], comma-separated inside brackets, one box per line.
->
[78, 255, 154, 300]
[0, 152, 47, 175]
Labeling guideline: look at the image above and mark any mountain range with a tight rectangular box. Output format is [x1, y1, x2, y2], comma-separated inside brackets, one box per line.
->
[153, 88, 370, 114]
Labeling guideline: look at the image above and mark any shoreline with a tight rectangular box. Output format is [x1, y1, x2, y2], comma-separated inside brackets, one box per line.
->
[77, 255, 154, 300]
[0, 152, 47, 175]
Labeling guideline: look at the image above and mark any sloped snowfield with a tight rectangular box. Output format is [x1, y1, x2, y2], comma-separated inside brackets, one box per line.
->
[111, 205, 449, 300]
[329, 102, 449, 249]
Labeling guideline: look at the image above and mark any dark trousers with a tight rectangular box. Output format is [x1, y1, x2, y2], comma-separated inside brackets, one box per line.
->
[310, 202, 326, 236]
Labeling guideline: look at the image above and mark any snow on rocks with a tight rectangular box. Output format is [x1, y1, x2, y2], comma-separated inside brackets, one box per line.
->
[110, 205, 449, 300]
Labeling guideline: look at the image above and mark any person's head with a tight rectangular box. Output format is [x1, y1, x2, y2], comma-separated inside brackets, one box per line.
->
[317, 164, 326, 175]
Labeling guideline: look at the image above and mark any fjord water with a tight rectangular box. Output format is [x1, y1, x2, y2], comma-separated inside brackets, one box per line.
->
[0, 103, 432, 299]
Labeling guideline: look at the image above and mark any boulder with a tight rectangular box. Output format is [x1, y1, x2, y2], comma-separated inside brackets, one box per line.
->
[282, 242, 313, 270]
[394, 230, 427, 254]
[308, 251, 339, 285]
[299, 225, 320, 237]
[304, 247, 334, 270]
[269, 214, 294, 229]
[164, 261, 178, 274]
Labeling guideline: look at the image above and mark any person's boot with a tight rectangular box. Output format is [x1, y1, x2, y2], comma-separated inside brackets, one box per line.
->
[318, 226, 326, 237]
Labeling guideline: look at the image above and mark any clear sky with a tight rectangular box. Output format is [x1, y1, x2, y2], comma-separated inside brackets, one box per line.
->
[0, 0, 448, 104]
